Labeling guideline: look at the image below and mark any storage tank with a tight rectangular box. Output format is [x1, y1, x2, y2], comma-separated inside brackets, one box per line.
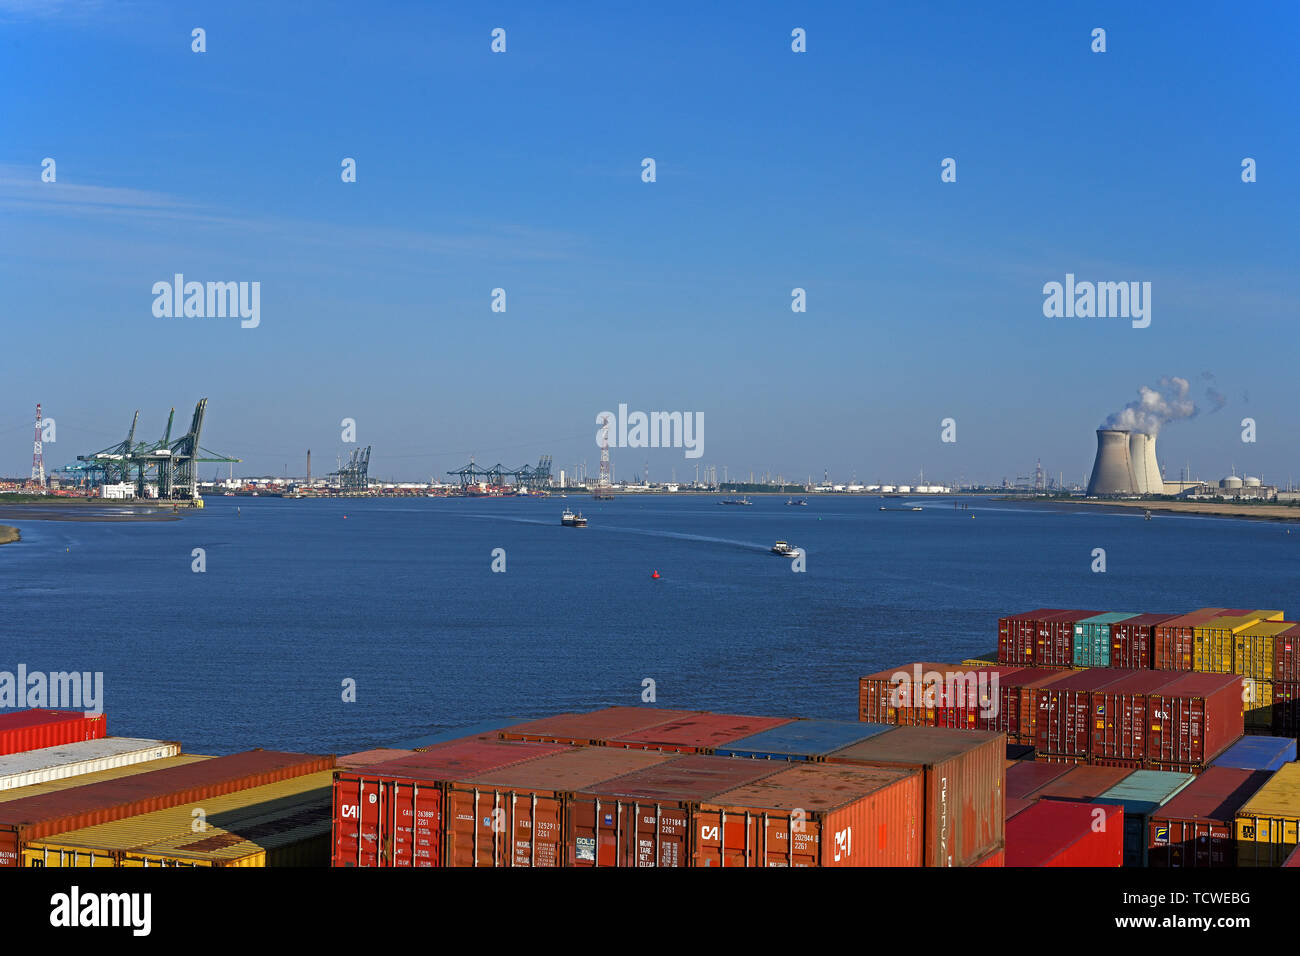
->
[1087, 429, 1138, 496]
[1221, 476, 1243, 490]
[1244, 477, 1261, 488]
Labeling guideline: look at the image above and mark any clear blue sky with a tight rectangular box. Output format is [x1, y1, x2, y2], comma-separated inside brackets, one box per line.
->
[1, 1, 1296, 486]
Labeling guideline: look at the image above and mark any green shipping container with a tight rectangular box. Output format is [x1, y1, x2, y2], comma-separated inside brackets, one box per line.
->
[1072, 613, 1138, 668]
[1095, 770, 1195, 867]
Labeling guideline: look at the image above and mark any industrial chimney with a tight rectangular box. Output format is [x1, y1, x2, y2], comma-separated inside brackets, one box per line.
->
[1127, 432, 1163, 495]
[1087, 429, 1138, 496]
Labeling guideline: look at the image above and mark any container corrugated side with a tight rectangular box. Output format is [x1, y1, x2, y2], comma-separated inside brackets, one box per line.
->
[1072, 613, 1137, 668]
[0, 711, 107, 757]
[0, 755, 210, 808]
[1090, 672, 1184, 763]
[444, 748, 676, 866]
[1006, 800, 1123, 866]
[331, 740, 572, 867]
[695, 762, 924, 866]
[858, 663, 953, 726]
[1111, 613, 1178, 670]
[713, 719, 896, 761]
[1094, 770, 1196, 866]
[1147, 767, 1270, 868]
[0, 750, 331, 868]
[500, 707, 701, 746]
[1146, 673, 1244, 770]
[1034, 669, 1128, 759]
[1003, 668, 1075, 745]
[23, 770, 334, 868]
[0, 739, 180, 791]
[1235, 763, 1300, 866]
[1211, 735, 1296, 771]
[605, 712, 796, 754]
[1234, 621, 1294, 681]
[825, 727, 1003, 867]
[1273, 625, 1300, 683]
[1193, 613, 1283, 675]
[1154, 609, 1234, 672]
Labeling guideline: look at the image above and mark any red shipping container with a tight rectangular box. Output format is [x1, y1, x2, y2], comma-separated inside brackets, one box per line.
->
[973, 845, 1005, 866]
[1110, 613, 1178, 670]
[566, 755, 785, 867]
[1006, 800, 1123, 866]
[1273, 625, 1300, 683]
[1026, 765, 1134, 802]
[694, 762, 923, 867]
[1147, 673, 1244, 770]
[500, 707, 701, 746]
[331, 740, 571, 867]
[826, 727, 1003, 867]
[1091, 671, 1185, 762]
[1005, 797, 1035, 820]
[1147, 766, 1270, 868]
[1035, 669, 1129, 759]
[0, 750, 331, 867]
[606, 712, 795, 754]
[1035, 610, 1100, 669]
[443, 748, 675, 866]
[999, 609, 1094, 667]
[998, 611, 1041, 667]
[0, 710, 106, 757]
[1006, 760, 1072, 801]
[858, 663, 952, 725]
[1153, 608, 1238, 672]
[336, 749, 415, 770]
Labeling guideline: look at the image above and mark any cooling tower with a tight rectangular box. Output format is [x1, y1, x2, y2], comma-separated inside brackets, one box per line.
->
[1087, 429, 1138, 496]
[1128, 432, 1161, 495]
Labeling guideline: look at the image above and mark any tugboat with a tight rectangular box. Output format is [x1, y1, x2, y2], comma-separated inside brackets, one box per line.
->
[561, 509, 588, 527]
[770, 540, 799, 557]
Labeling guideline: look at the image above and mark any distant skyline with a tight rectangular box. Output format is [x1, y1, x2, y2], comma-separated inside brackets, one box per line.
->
[2, 1, 1297, 486]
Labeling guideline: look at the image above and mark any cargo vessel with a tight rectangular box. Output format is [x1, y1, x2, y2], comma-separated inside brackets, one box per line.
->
[720, 497, 752, 506]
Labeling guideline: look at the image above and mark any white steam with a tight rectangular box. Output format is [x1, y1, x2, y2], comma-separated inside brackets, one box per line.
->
[1103, 376, 1197, 435]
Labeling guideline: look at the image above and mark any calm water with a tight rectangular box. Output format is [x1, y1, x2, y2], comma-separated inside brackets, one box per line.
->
[1, 495, 1296, 755]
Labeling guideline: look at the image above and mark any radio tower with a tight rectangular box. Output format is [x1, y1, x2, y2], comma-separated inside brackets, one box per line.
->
[594, 415, 614, 499]
[30, 403, 45, 488]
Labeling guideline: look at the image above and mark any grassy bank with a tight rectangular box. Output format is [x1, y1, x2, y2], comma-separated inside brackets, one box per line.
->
[1043, 498, 1300, 522]
[0, 525, 19, 545]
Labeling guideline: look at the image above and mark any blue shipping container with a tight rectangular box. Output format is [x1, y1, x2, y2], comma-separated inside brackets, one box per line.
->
[1210, 735, 1297, 771]
[713, 719, 895, 760]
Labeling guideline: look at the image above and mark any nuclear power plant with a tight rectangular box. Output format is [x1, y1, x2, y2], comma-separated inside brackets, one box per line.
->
[1086, 428, 1169, 496]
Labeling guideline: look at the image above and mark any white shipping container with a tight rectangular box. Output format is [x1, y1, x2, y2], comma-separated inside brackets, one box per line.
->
[0, 738, 182, 790]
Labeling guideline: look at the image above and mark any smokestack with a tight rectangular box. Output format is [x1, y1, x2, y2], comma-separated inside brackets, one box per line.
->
[307, 449, 311, 487]
[1129, 433, 1150, 494]
[1142, 433, 1161, 494]
[1087, 429, 1138, 496]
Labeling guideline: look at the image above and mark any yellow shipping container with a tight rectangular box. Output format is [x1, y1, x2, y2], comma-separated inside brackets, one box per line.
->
[1193, 612, 1284, 674]
[23, 770, 332, 868]
[960, 652, 999, 667]
[1236, 763, 1300, 866]
[0, 755, 210, 805]
[1243, 678, 1275, 730]
[1235, 621, 1295, 681]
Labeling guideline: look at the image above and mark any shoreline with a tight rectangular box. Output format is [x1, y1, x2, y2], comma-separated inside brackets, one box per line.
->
[0, 525, 18, 545]
[1002, 497, 1300, 523]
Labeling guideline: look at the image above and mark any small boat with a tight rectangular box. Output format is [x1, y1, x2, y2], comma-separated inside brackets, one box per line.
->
[880, 506, 923, 512]
[561, 509, 588, 527]
[785, 498, 807, 506]
[720, 497, 752, 505]
[770, 540, 799, 557]
[1144, 510, 1152, 520]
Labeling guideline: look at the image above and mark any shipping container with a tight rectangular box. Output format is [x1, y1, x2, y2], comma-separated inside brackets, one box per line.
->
[1036, 610, 1101, 669]
[0, 750, 329, 867]
[389, 717, 531, 751]
[1211, 735, 1296, 771]
[1243, 679, 1275, 731]
[1194, 612, 1284, 675]
[858, 663, 955, 725]
[566, 755, 786, 866]
[1006, 800, 1123, 867]
[826, 726, 1003, 867]
[1273, 625, 1300, 683]
[500, 707, 701, 746]
[1147, 672, 1244, 770]
[0, 710, 106, 757]
[714, 719, 896, 761]
[1001, 668, 1075, 745]
[24, 770, 334, 868]
[605, 712, 795, 754]
[0, 739, 180, 791]
[1005, 797, 1035, 820]
[1234, 621, 1295, 681]
[332, 740, 571, 867]
[1090, 671, 1185, 763]
[336, 749, 416, 770]
[0, 755, 210, 807]
[960, 652, 1000, 668]
[1154, 608, 1238, 671]
[1111, 613, 1178, 670]
[1006, 761, 1072, 801]
[1034, 669, 1129, 759]
[443, 748, 675, 866]
[1235, 762, 1300, 866]
[1094, 770, 1195, 866]
[1147, 767, 1270, 868]
[1026, 765, 1135, 802]
[694, 762, 923, 866]
[972, 845, 1005, 866]
[1073, 613, 1138, 668]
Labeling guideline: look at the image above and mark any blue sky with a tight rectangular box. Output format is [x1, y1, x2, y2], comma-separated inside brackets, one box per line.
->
[1, 0, 1297, 485]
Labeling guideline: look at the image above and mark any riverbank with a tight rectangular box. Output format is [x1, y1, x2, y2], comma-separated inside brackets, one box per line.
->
[1007, 497, 1300, 523]
[0, 525, 18, 545]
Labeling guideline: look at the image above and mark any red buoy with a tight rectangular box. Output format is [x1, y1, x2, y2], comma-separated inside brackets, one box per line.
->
[651, 570, 660, 579]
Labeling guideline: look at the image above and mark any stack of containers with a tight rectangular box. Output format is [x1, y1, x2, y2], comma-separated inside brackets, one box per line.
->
[824, 726, 1004, 867]
[1090, 672, 1184, 768]
[1274, 627, 1300, 736]
[858, 664, 955, 726]
[1153, 609, 1237, 671]
[500, 707, 701, 746]
[332, 739, 571, 867]
[1233, 621, 1298, 731]
[1093, 770, 1195, 866]
[0, 750, 330, 867]
[1110, 613, 1178, 669]
[1146, 766, 1270, 868]
[1191, 612, 1279, 674]
[0, 711, 107, 757]
[604, 712, 794, 753]
[1073, 613, 1138, 668]
[0, 739, 181, 791]
[1033, 670, 1128, 763]
[1235, 762, 1300, 866]
[1005, 800, 1124, 866]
